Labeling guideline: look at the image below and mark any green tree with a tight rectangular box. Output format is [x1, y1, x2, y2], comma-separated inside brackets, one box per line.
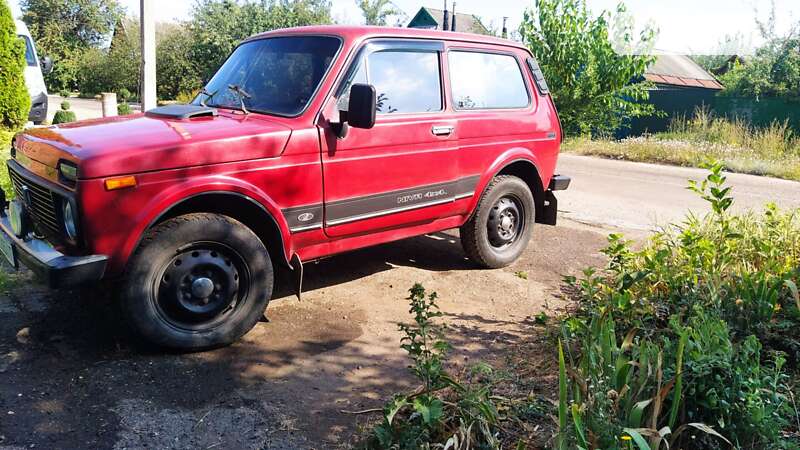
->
[0, 0, 30, 129]
[520, 0, 658, 136]
[157, 23, 202, 100]
[75, 17, 139, 98]
[356, 0, 400, 26]
[719, 40, 800, 98]
[20, 0, 123, 91]
[189, 0, 333, 82]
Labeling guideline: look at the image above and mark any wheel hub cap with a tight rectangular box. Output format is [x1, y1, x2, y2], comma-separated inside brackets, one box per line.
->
[487, 196, 524, 248]
[191, 277, 215, 299]
[156, 247, 244, 328]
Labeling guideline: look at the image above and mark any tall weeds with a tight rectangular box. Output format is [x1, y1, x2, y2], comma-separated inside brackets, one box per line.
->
[564, 108, 800, 181]
[558, 162, 800, 449]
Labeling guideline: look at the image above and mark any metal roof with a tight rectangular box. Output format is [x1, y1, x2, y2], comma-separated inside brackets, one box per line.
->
[645, 54, 723, 90]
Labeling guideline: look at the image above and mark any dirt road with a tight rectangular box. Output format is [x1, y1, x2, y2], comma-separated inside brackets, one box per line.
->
[1, 155, 796, 449]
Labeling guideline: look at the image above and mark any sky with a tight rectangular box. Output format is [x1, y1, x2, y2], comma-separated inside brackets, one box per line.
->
[7, 0, 799, 54]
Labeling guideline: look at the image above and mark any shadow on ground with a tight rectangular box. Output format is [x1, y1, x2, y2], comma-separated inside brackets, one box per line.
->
[0, 224, 609, 449]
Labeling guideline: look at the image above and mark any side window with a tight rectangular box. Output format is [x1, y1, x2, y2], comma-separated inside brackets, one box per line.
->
[338, 50, 442, 114]
[448, 51, 529, 110]
[19, 36, 36, 67]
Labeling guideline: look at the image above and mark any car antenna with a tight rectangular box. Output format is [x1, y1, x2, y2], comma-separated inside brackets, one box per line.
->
[227, 84, 251, 115]
[199, 87, 217, 107]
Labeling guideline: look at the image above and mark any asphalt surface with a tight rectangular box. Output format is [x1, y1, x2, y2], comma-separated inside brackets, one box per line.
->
[557, 154, 800, 231]
[46, 96, 141, 123]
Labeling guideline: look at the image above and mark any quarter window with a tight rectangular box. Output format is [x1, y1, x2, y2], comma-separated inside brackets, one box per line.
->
[339, 50, 442, 114]
[448, 51, 529, 110]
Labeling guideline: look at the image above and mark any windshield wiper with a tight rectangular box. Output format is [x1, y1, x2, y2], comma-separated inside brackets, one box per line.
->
[198, 87, 217, 107]
[227, 84, 252, 115]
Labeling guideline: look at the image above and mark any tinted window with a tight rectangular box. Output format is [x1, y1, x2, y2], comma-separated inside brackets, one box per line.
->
[449, 51, 529, 109]
[195, 36, 340, 117]
[19, 36, 36, 66]
[339, 50, 442, 114]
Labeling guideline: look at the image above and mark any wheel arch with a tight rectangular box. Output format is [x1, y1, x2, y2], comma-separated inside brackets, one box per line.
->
[495, 159, 546, 216]
[138, 191, 291, 270]
[469, 155, 546, 224]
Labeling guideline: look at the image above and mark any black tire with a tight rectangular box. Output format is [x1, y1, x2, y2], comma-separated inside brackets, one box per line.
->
[122, 213, 273, 351]
[460, 175, 535, 269]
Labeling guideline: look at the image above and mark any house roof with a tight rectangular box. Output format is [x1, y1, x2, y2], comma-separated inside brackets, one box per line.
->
[645, 54, 723, 90]
[407, 7, 489, 35]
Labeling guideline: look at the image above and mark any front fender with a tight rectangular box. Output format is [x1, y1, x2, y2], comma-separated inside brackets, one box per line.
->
[80, 174, 292, 276]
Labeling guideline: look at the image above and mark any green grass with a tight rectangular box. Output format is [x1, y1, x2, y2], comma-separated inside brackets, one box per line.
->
[563, 110, 800, 182]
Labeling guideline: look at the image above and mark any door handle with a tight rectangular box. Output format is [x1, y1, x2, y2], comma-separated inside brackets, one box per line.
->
[431, 125, 454, 136]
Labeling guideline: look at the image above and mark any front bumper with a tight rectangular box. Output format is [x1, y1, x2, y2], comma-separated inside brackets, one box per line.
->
[536, 174, 571, 226]
[28, 92, 48, 124]
[0, 212, 107, 288]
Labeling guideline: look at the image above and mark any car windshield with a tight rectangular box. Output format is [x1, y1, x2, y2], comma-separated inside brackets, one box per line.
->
[194, 36, 341, 117]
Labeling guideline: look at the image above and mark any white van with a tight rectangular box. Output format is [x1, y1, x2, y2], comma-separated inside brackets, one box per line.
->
[15, 20, 52, 125]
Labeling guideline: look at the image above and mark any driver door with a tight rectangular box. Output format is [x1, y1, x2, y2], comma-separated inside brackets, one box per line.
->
[319, 40, 463, 238]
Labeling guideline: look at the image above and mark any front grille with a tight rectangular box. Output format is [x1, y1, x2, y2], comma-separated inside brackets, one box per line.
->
[8, 166, 61, 238]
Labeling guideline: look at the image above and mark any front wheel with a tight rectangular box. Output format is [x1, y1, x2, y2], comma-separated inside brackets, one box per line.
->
[460, 175, 535, 269]
[122, 213, 273, 351]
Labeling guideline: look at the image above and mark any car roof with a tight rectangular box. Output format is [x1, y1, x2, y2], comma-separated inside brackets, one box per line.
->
[247, 25, 528, 51]
[15, 20, 31, 36]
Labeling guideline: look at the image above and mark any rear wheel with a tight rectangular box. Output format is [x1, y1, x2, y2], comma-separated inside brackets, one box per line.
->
[122, 213, 273, 351]
[460, 175, 535, 268]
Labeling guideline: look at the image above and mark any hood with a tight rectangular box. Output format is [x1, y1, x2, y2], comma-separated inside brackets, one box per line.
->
[14, 111, 293, 179]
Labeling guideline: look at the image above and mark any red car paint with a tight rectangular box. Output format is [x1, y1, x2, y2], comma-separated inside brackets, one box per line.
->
[10, 26, 563, 278]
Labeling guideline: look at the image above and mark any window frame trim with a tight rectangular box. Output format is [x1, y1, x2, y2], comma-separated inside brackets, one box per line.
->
[334, 39, 447, 116]
[446, 47, 533, 112]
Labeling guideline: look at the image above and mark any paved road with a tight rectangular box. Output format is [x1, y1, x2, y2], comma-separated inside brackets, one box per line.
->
[557, 154, 800, 231]
[46, 96, 141, 123]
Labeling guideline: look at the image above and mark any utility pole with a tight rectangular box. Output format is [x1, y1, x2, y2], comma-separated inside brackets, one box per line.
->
[140, 0, 156, 111]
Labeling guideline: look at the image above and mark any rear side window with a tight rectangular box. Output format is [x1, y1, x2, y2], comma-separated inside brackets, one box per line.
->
[448, 51, 529, 110]
[338, 50, 442, 114]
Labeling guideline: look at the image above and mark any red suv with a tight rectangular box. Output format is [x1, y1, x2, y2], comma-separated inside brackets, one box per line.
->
[0, 26, 569, 350]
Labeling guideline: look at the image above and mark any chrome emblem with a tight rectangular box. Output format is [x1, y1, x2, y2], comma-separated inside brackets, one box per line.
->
[297, 212, 315, 222]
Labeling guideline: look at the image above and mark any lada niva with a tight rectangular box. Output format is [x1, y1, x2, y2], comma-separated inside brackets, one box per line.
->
[0, 26, 569, 351]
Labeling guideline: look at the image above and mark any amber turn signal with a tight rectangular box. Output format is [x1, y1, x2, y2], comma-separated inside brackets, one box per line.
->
[104, 175, 137, 191]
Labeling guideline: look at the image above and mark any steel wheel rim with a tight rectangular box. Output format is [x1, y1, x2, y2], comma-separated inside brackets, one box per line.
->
[152, 242, 250, 332]
[487, 195, 524, 249]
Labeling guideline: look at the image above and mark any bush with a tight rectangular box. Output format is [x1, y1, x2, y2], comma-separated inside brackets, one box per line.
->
[60, 100, 70, 111]
[364, 284, 505, 449]
[0, 0, 31, 129]
[175, 89, 200, 105]
[117, 87, 131, 102]
[52, 110, 76, 125]
[117, 102, 131, 116]
[58, 89, 71, 98]
[557, 162, 800, 449]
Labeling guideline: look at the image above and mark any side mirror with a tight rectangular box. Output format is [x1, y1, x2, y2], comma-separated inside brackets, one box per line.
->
[346, 83, 376, 129]
[41, 56, 53, 75]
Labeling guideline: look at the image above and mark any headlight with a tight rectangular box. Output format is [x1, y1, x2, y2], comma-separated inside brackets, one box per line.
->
[63, 201, 77, 240]
[9, 200, 28, 237]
